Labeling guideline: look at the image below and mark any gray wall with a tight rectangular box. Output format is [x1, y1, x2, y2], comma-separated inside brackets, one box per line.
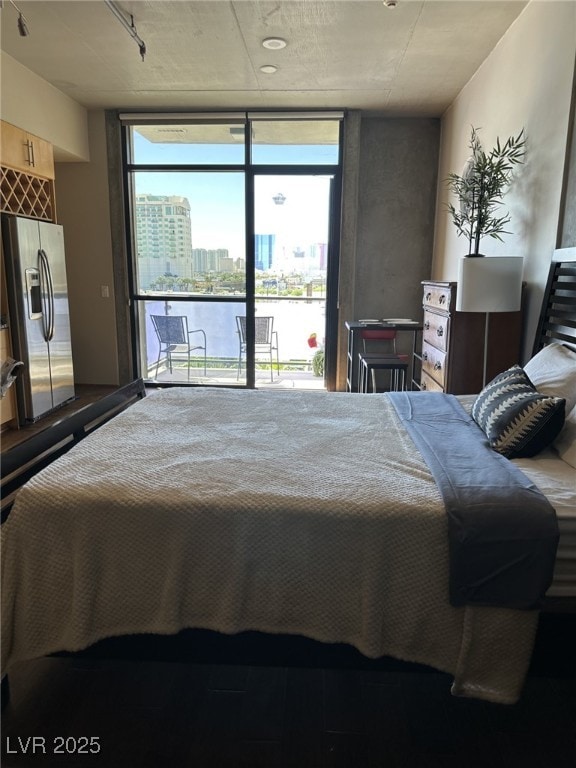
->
[355, 118, 439, 316]
[336, 117, 440, 388]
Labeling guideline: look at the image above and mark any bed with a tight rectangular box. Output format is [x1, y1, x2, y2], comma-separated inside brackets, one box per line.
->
[2, 256, 575, 706]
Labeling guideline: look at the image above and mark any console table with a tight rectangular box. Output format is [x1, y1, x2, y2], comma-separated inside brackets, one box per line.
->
[345, 320, 423, 392]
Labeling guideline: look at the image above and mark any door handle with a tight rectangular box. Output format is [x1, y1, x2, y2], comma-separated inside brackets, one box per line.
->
[38, 249, 55, 341]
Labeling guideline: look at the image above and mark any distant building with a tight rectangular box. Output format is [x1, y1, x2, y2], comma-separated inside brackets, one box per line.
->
[219, 256, 234, 272]
[135, 194, 193, 288]
[255, 234, 275, 271]
[310, 242, 328, 271]
[192, 248, 231, 274]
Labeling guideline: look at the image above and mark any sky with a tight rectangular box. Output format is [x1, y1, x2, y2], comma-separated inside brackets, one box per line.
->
[132, 131, 334, 261]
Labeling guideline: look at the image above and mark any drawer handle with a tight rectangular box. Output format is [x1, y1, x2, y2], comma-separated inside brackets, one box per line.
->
[425, 292, 432, 301]
[424, 321, 430, 330]
[439, 294, 446, 305]
[422, 351, 428, 361]
[436, 326, 444, 337]
[434, 361, 442, 371]
[421, 381, 427, 390]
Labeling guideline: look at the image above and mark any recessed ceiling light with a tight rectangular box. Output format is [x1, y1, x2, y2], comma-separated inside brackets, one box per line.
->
[260, 65, 278, 74]
[262, 37, 287, 50]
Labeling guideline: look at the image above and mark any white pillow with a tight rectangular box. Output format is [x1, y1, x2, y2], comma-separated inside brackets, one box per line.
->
[554, 405, 576, 469]
[524, 342, 576, 414]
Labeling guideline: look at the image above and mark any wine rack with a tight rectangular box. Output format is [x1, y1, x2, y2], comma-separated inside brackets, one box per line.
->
[1, 166, 55, 221]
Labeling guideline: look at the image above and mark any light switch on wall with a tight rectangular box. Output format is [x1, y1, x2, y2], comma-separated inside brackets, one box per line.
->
[101, 285, 110, 298]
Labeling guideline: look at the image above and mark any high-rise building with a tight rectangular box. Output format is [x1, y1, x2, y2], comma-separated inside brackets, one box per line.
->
[135, 194, 193, 288]
[192, 248, 231, 274]
[255, 234, 275, 271]
[310, 242, 328, 271]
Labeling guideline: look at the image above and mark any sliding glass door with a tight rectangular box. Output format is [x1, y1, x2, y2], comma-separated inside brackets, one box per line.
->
[253, 174, 332, 389]
[122, 113, 342, 389]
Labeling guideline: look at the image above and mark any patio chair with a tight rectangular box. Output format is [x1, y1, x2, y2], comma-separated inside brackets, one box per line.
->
[151, 315, 207, 380]
[236, 315, 280, 382]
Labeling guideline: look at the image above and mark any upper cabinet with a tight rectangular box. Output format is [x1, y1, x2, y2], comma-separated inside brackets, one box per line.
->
[1, 121, 55, 179]
[1, 121, 56, 221]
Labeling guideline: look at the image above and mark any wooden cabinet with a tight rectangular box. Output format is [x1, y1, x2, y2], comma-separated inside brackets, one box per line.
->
[1, 121, 56, 221]
[1, 121, 54, 179]
[414, 281, 523, 395]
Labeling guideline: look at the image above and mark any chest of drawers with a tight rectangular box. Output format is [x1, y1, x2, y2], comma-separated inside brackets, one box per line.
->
[416, 280, 523, 395]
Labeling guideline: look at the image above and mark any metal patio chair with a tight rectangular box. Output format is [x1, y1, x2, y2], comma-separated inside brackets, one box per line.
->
[151, 314, 207, 380]
[236, 315, 280, 382]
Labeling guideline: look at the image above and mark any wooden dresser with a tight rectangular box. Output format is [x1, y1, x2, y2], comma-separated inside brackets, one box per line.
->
[414, 280, 523, 395]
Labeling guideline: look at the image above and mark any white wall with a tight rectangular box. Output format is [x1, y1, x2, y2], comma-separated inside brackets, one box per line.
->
[0, 52, 89, 162]
[0, 52, 117, 384]
[432, 0, 576, 360]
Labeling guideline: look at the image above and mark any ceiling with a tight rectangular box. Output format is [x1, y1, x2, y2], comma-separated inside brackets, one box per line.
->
[1, 0, 528, 116]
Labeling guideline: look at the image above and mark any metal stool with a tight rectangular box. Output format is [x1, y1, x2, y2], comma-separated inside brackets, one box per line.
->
[358, 353, 408, 393]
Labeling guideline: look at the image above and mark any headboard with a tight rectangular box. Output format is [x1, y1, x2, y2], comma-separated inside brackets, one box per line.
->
[533, 249, 576, 354]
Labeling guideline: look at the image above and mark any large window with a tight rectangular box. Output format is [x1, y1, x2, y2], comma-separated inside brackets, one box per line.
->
[122, 112, 343, 389]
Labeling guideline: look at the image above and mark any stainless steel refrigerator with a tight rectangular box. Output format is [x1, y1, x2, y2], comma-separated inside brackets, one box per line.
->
[2, 214, 75, 423]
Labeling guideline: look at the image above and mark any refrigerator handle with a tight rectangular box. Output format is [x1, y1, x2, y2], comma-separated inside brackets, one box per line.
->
[38, 249, 55, 341]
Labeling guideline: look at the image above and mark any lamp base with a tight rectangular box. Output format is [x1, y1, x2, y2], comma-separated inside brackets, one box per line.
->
[482, 313, 490, 388]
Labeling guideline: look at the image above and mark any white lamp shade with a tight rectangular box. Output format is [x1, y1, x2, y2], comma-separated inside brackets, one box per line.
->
[456, 256, 523, 313]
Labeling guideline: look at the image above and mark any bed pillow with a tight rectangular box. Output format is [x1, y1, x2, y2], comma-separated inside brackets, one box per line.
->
[554, 405, 576, 468]
[472, 365, 566, 458]
[524, 342, 576, 414]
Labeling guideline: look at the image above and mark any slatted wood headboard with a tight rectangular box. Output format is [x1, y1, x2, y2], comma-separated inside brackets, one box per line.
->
[533, 250, 576, 354]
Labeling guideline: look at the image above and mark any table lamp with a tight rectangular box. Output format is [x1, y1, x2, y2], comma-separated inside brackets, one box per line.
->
[456, 256, 524, 387]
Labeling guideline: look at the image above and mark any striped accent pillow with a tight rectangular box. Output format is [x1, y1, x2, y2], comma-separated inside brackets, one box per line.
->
[472, 365, 566, 458]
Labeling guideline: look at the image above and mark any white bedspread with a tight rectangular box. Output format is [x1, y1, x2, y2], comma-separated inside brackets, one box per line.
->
[1, 388, 538, 703]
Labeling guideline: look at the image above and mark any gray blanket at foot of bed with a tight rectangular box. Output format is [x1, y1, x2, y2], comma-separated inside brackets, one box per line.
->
[390, 392, 559, 609]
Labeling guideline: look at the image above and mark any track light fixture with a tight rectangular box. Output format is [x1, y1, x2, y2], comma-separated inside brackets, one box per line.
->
[0, 0, 30, 36]
[104, 0, 147, 61]
[17, 10, 29, 36]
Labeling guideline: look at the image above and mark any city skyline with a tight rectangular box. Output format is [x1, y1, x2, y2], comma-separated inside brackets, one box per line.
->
[134, 170, 331, 255]
[135, 190, 329, 290]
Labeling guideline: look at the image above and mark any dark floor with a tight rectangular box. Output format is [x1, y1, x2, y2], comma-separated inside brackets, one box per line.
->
[2, 631, 575, 768]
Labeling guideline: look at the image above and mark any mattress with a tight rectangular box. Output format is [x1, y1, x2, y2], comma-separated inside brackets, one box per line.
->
[513, 450, 576, 598]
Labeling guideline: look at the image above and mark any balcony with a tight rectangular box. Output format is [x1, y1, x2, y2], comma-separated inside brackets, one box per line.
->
[150, 363, 324, 390]
[145, 297, 326, 390]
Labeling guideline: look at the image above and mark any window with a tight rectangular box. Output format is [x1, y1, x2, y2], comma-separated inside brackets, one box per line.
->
[121, 112, 343, 389]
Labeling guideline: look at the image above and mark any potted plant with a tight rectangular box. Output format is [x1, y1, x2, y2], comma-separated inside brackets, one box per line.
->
[447, 127, 526, 256]
[312, 349, 325, 377]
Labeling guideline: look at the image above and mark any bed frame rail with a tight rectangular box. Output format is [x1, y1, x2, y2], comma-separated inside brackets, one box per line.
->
[1, 379, 147, 520]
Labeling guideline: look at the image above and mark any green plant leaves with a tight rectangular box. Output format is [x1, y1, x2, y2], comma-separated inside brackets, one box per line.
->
[446, 127, 525, 255]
